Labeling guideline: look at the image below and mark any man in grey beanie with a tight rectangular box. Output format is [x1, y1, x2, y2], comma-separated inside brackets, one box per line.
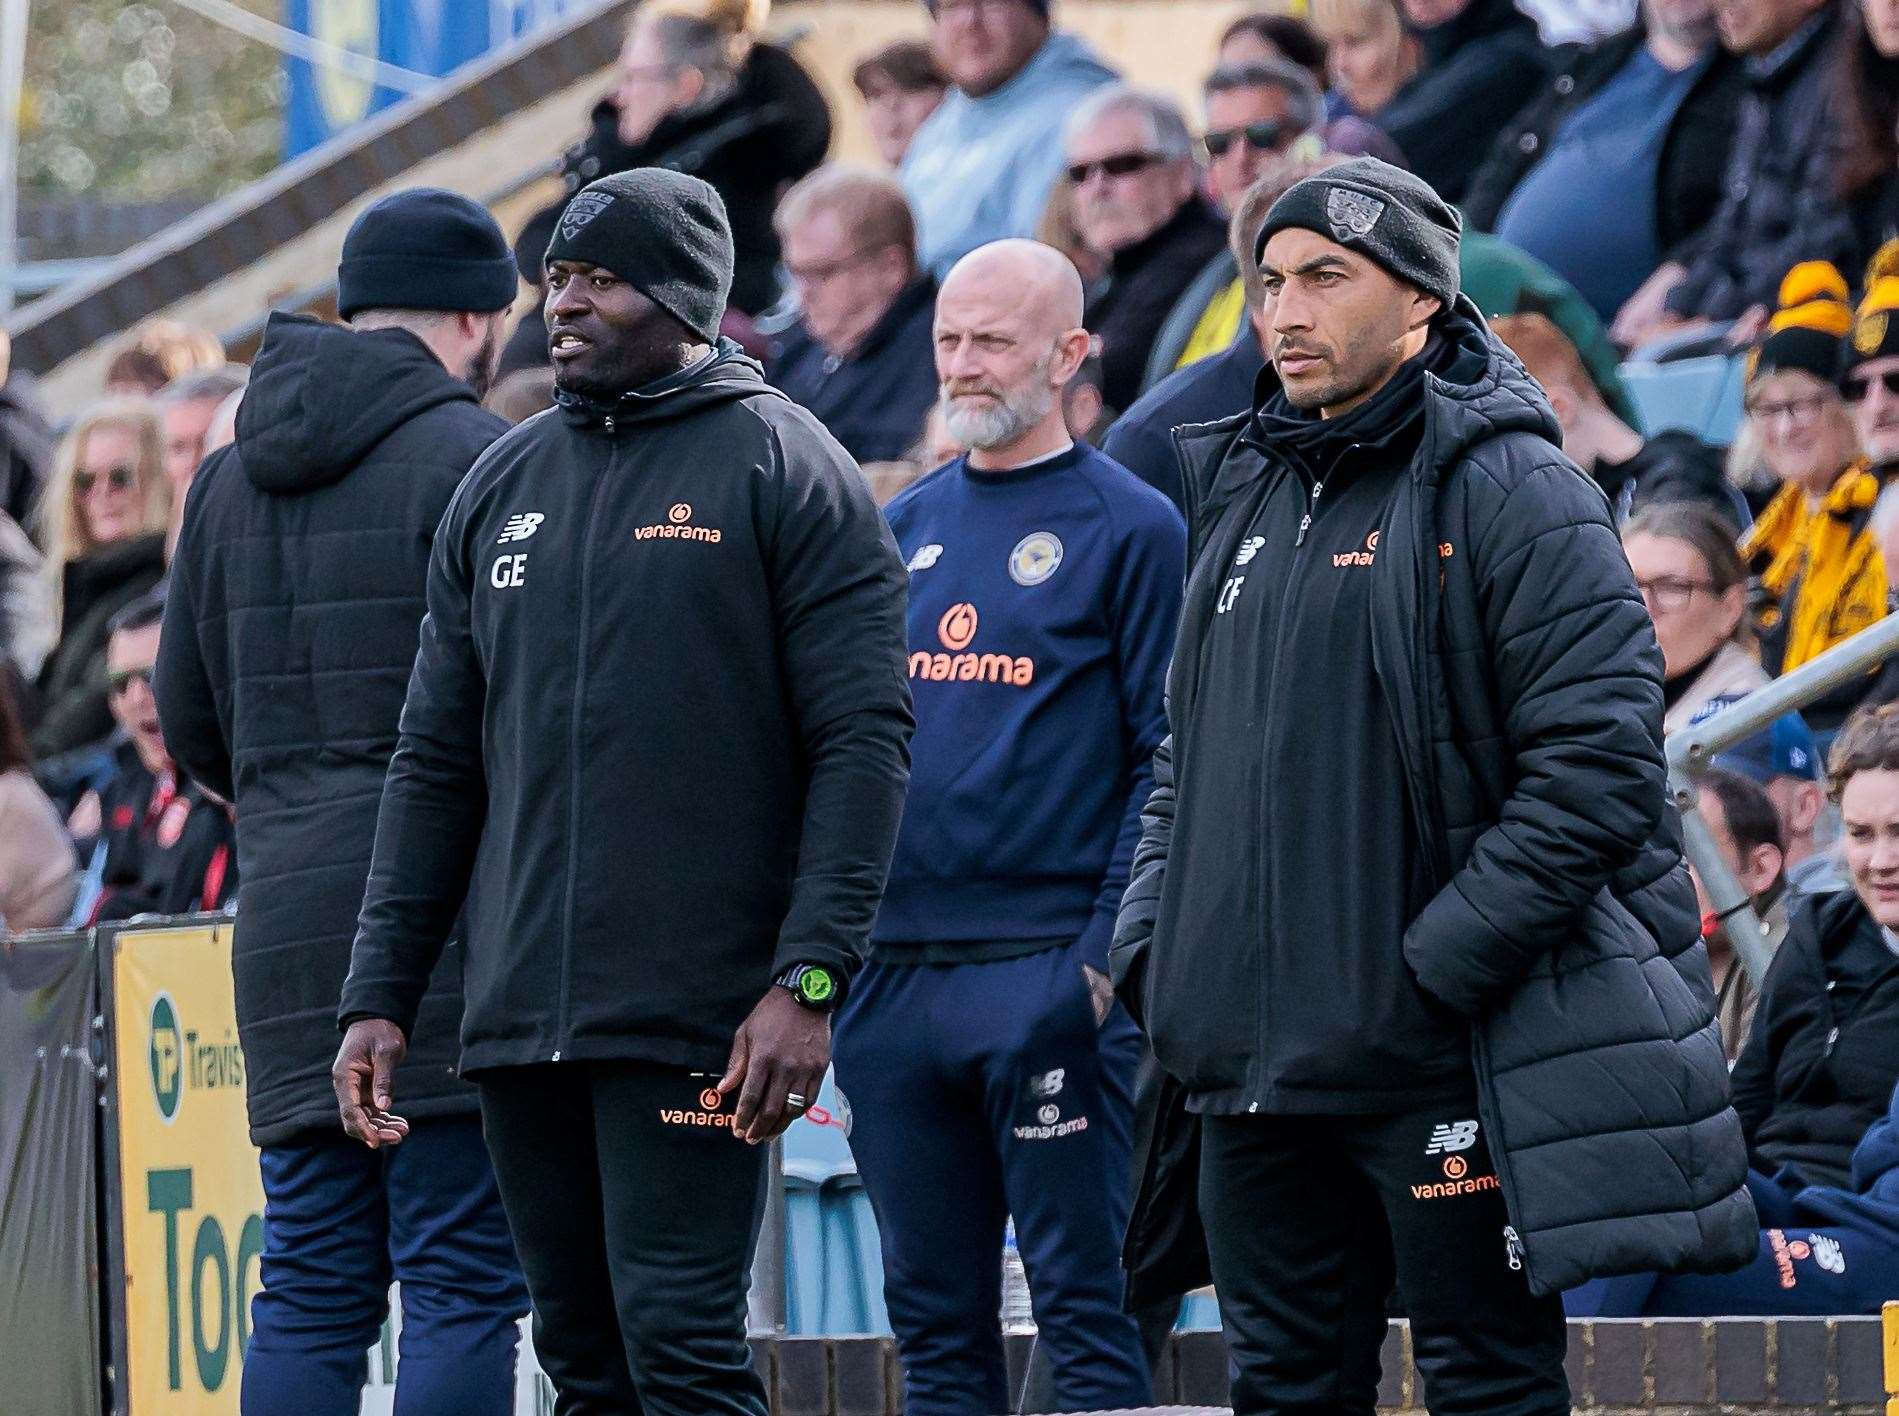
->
[1112, 155, 1754, 1412]
[333, 168, 913, 1414]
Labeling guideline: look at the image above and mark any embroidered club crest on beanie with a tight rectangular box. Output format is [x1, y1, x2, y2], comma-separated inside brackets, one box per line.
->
[1255, 157, 1461, 309]
[542, 170, 737, 344]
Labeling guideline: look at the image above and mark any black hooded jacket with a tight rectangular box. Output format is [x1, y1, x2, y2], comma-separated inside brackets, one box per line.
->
[1731, 889, 1899, 1190]
[336, 344, 912, 1077]
[155, 313, 507, 1145]
[1113, 301, 1754, 1298]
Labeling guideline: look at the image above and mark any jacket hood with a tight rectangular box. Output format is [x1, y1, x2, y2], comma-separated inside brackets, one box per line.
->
[554, 338, 778, 430]
[1413, 296, 1564, 479]
[237, 313, 480, 493]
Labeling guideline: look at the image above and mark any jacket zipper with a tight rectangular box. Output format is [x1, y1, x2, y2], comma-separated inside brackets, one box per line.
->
[1255, 463, 1320, 1102]
[1294, 479, 1323, 547]
[1471, 1025, 1533, 1285]
[553, 432, 617, 1058]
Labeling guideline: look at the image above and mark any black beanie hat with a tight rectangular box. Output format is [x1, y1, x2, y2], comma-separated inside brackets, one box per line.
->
[1748, 262, 1850, 387]
[337, 188, 518, 319]
[543, 170, 735, 344]
[1256, 157, 1462, 309]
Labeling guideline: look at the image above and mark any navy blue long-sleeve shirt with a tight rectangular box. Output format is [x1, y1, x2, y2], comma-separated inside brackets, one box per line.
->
[875, 442, 1185, 967]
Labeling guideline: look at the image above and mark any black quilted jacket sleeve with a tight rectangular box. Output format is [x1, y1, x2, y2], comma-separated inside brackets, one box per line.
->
[1402, 448, 1668, 1017]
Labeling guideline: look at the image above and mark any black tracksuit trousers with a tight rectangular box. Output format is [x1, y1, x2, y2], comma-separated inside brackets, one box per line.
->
[476, 1061, 768, 1416]
[1199, 1102, 1569, 1416]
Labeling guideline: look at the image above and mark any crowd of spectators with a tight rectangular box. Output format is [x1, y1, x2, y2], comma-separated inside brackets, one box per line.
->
[10, 0, 1899, 1338]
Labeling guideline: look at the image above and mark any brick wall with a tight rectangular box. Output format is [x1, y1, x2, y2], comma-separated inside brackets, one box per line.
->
[750, 1318, 1886, 1414]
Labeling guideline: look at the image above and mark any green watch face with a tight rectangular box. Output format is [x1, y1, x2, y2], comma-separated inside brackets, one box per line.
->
[797, 968, 836, 1005]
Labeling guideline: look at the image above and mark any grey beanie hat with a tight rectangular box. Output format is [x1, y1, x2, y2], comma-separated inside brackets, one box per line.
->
[543, 169, 735, 344]
[1256, 157, 1462, 308]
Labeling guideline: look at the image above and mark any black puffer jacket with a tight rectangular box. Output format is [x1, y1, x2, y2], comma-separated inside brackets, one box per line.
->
[554, 42, 831, 315]
[1113, 300, 1755, 1298]
[1462, 27, 1745, 257]
[1731, 888, 1899, 1190]
[154, 313, 506, 1146]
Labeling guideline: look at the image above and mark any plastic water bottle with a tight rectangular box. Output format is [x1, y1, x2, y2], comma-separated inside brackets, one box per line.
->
[1000, 1219, 1035, 1333]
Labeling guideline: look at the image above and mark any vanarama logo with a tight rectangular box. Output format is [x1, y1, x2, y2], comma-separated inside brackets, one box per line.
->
[910, 602, 1036, 687]
[660, 1086, 738, 1131]
[1410, 1171, 1500, 1200]
[1334, 531, 1457, 569]
[636, 501, 722, 544]
[1335, 530, 1380, 568]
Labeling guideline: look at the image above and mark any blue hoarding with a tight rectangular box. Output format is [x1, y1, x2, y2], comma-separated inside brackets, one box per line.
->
[282, 0, 597, 158]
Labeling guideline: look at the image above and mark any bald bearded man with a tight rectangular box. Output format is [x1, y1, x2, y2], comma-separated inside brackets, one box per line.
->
[832, 239, 1182, 1415]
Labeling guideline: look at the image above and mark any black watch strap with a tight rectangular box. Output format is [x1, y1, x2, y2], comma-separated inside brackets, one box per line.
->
[775, 963, 843, 1011]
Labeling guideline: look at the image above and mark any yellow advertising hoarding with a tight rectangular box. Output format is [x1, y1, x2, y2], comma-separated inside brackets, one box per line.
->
[110, 922, 262, 1415]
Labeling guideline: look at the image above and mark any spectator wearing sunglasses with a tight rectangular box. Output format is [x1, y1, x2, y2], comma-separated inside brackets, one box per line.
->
[1847, 243, 1899, 484]
[1062, 86, 1225, 413]
[28, 399, 169, 762]
[1145, 59, 1405, 392]
[1741, 263, 1889, 732]
[83, 594, 236, 923]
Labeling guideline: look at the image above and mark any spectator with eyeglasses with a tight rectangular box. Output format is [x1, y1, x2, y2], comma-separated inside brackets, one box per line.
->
[28, 399, 169, 763]
[768, 165, 940, 466]
[1741, 263, 1889, 732]
[1062, 86, 1226, 413]
[904, 0, 1120, 278]
[1624, 503, 1766, 733]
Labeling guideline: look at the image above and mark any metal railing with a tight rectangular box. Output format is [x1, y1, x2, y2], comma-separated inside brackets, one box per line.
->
[1665, 612, 1899, 984]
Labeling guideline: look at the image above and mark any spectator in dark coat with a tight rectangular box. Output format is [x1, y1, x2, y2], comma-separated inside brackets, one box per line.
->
[1369, 0, 1550, 202]
[768, 165, 938, 466]
[1731, 705, 1899, 1193]
[1104, 174, 1284, 509]
[1831, 0, 1899, 274]
[1494, 312, 1748, 524]
[1614, 0, 1852, 347]
[1064, 86, 1227, 412]
[30, 399, 169, 762]
[553, 2, 832, 315]
[1462, 0, 1747, 322]
[154, 190, 527, 1416]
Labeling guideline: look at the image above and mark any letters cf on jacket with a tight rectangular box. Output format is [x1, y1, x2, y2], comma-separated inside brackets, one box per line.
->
[1113, 301, 1757, 1296]
[338, 345, 913, 1074]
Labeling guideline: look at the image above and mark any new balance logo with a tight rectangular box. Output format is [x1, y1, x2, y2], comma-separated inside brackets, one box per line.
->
[1425, 1120, 1479, 1155]
[1235, 536, 1265, 567]
[498, 513, 544, 544]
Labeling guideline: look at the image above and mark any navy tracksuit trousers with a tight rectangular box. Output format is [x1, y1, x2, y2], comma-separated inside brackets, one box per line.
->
[833, 942, 1152, 1415]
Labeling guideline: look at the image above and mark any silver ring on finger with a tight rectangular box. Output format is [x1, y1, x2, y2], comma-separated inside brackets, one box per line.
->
[786, 1092, 809, 1110]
